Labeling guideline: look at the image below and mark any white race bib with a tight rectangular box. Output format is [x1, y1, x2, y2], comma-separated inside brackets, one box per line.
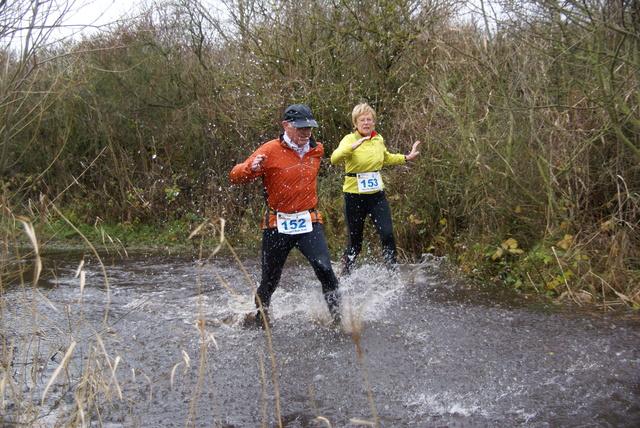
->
[357, 171, 383, 192]
[276, 211, 313, 235]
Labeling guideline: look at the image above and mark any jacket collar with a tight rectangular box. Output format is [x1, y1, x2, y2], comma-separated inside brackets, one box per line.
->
[356, 130, 377, 138]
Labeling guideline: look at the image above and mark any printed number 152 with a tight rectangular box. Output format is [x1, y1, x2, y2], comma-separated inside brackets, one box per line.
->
[281, 218, 306, 231]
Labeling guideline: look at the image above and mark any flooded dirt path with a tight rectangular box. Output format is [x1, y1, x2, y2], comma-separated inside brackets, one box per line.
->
[3, 250, 639, 427]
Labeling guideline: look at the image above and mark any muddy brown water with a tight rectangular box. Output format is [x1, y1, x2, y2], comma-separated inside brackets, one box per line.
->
[2, 250, 639, 427]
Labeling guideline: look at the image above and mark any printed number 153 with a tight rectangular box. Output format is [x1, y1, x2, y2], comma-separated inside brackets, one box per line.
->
[361, 178, 378, 188]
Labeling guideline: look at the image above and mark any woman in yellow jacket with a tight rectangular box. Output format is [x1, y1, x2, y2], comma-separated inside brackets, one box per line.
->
[331, 103, 421, 275]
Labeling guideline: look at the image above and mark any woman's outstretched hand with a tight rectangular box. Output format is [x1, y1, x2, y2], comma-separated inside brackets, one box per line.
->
[406, 140, 421, 161]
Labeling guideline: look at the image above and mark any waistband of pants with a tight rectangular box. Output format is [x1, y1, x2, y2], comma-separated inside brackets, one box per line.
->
[263, 208, 321, 229]
[344, 170, 380, 177]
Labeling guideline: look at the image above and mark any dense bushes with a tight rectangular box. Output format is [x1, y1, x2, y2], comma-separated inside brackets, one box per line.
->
[1, 0, 638, 306]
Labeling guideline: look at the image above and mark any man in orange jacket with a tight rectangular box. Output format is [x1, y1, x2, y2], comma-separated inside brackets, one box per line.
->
[229, 104, 341, 327]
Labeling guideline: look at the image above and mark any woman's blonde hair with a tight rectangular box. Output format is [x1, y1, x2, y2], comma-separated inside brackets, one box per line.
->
[352, 103, 377, 128]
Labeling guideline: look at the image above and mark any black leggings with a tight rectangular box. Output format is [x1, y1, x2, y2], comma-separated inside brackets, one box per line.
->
[343, 191, 397, 269]
[256, 223, 339, 309]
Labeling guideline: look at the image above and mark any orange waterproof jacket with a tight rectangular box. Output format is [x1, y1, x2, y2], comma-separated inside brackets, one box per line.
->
[229, 136, 324, 228]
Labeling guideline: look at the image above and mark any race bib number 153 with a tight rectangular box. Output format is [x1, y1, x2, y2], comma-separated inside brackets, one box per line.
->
[357, 171, 383, 192]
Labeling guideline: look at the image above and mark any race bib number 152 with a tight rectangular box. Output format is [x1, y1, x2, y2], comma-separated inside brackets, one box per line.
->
[276, 211, 313, 235]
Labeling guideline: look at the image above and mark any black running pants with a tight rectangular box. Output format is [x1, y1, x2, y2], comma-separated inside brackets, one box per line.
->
[342, 191, 397, 269]
[256, 223, 339, 308]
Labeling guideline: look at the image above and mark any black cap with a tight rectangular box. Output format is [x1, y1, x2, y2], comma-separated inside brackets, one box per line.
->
[283, 104, 318, 128]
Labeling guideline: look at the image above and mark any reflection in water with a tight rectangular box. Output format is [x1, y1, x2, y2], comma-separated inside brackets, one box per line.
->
[2, 251, 639, 427]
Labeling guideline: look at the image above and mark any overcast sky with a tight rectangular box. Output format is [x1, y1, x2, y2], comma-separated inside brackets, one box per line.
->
[1, 1, 130, 50]
[59, 0, 143, 38]
[74, 0, 136, 23]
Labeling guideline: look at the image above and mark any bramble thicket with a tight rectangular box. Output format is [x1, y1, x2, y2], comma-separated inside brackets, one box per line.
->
[2, 0, 638, 307]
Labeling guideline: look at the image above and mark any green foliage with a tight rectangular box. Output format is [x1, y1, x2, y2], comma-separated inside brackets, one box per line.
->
[38, 214, 215, 249]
